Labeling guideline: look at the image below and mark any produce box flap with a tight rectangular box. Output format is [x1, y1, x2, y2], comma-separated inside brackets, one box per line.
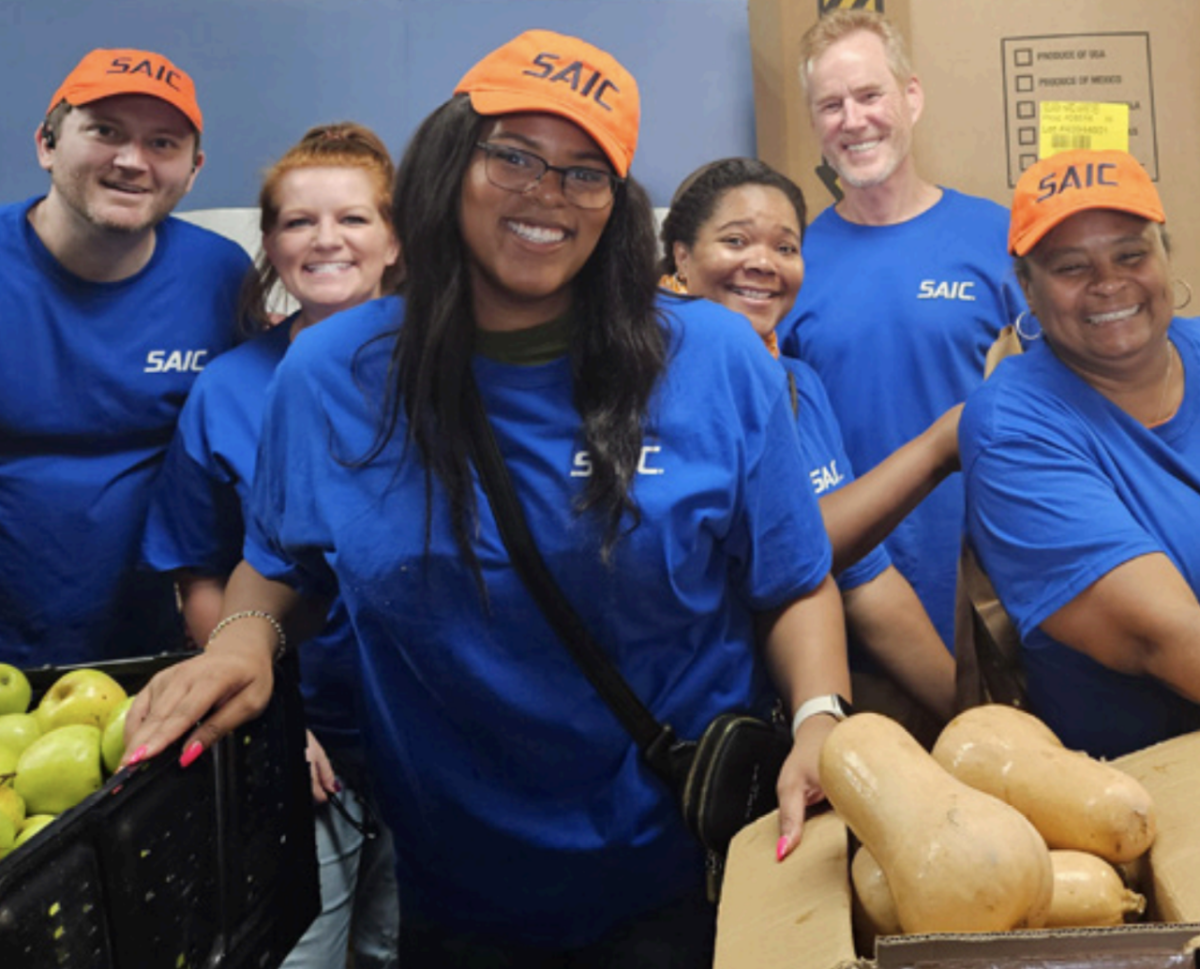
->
[876, 923, 1200, 968]
[1114, 732, 1200, 923]
[714, 808, 859, 969]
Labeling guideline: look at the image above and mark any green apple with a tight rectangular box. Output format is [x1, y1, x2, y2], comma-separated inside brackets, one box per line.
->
[0, 809, 14, 857]
[0, 784, 25, 829]
[35, 669, 128, 733]
[0, 714, 41, 757]
[101, 695, 136, 775]
[14, 814, 55, 848]
[0, 741, 17, 780]
[0, 664, 31, 716]
[1, 813, 53, 860]
[14, 724, 104, 816]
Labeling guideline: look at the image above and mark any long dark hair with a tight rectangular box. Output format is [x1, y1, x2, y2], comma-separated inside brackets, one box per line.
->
[659, 157, 808, 277]
[368, 95, 666, 584]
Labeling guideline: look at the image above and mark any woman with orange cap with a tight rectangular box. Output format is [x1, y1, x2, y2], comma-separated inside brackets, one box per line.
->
[124, 30, 848, 964]
[961, 148, 1200, 758]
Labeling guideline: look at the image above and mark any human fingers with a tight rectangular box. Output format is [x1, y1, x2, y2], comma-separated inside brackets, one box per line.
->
[123, 655, 221, 765]
[123, 649, 272, 767]
[172, 663, 275, 767]
[305, 730, 338, 803]
[775, 718, 834, 861]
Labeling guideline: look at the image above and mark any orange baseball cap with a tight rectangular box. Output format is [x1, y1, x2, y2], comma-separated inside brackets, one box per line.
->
[47, 48, 203, 133]
[1008, 149, 1164, 256]
[454, 29, 639, 177]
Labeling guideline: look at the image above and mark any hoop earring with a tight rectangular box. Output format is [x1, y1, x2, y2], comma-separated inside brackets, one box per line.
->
[674, 272, 688, 292]
[1173, 278, 1193, 311]
[1013, 310, 1042, 342]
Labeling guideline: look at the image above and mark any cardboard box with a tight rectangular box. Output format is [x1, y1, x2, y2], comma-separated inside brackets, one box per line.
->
[748, 0, 1200, 290]
[714, 731, 1200, 968]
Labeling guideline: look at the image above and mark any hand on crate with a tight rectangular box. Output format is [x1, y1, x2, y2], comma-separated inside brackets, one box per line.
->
[123, 628, 276, 769]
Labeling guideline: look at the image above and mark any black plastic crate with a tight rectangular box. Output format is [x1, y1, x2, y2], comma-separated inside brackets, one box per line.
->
[0, 651, 318, 969]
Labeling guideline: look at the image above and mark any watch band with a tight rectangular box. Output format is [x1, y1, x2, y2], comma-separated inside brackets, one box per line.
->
[791, 694, 851, 738]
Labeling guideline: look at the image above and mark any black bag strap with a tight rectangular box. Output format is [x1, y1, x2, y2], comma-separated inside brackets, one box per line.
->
[463, 379, 686, 787]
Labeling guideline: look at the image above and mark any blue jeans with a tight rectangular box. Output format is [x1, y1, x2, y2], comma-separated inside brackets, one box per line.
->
[281, 783, 400, 969]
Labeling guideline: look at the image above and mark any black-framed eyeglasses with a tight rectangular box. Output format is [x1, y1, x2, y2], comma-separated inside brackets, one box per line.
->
[474, 142, 622, 210]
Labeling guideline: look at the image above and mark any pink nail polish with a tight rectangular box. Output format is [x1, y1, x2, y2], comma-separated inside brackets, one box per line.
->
[332, 779, 343, 793]
[179, 741, 204, 768]
[776, 835, 790, 862]
[126, 745, 148, 767]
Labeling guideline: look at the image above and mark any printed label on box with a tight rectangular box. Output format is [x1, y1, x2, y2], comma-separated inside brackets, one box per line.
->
[1039, 101, 1131, 156]
[1001, 33, 1156, 185]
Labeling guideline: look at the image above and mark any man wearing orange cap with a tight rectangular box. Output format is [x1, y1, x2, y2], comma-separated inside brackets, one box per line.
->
[0, 49, 249, 668]
[776, 10, 1026, 652]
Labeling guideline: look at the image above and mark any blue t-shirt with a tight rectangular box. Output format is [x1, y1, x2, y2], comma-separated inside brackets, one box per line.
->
[781, 355, 890, 592]
[961, 319, 1200, 757]
[781, 355, 894, 684]
[244, 294, 833, 946]
[779, 188, 1025, 648]
[141, 320, 361, 751]
[0, 197, 248, 667]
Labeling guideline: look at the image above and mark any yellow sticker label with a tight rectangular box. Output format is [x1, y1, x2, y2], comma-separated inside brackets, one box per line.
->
[1039, 102, 1130, 157]
[820, 0, 883, 13]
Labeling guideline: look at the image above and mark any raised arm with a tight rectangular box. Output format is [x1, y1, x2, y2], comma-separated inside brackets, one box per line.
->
[821, 404, 961, 573]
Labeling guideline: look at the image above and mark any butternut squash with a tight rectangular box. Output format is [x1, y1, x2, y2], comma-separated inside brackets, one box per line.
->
[820, 712, 1054, 934]
[850, 845, 901, 937]
[931, 705, 1156, 863]
[852, 845, 1148, 934]
[1046, 850, 1147, 927]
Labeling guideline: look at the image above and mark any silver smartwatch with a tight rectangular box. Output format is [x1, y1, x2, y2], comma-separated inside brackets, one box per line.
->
[791, 694, 853, 737]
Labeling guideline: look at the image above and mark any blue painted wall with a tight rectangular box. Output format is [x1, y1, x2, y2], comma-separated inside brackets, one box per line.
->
[0, 0, 759, 210]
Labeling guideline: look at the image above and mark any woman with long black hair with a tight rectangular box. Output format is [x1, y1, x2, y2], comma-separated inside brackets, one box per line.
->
[125, 30, 848, 966]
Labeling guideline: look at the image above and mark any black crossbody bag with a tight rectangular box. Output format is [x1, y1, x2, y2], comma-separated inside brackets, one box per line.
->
[464, 383, 791, 899]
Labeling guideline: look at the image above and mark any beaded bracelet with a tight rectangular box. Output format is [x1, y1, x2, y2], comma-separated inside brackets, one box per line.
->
[206, 609, 287, 660]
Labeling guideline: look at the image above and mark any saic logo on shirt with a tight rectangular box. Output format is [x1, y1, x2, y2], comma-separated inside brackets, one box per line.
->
[144, 349, 209, 373]
[917, 280, 976, 302]
[570, 446, 664, 477]
[810, 461, 845, 495]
